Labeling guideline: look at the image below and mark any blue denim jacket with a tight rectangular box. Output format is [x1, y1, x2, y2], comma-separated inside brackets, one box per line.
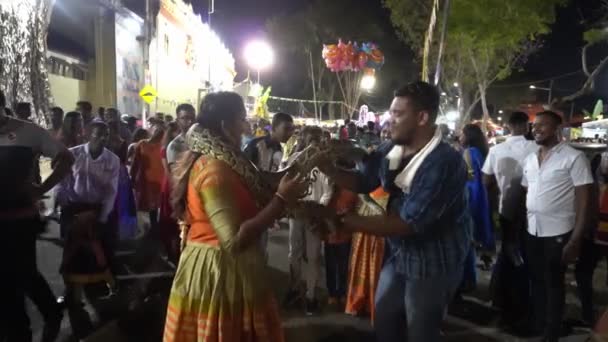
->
[356, 141, 473, 279]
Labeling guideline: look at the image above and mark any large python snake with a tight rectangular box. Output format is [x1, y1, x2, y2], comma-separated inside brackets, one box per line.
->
[183, 124, 365, 237]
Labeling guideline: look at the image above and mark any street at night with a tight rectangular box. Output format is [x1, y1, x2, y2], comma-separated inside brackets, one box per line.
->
[28, 218, 603, 341]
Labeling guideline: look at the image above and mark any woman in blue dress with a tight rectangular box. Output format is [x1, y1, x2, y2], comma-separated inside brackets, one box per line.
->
[459, 124, 494, 291]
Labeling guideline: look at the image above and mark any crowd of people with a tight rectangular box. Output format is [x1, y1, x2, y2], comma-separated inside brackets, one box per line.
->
[0, 79, 606, 342]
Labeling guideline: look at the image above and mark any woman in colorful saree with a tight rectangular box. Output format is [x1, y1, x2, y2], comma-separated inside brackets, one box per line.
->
[344, 187, 388, 323]
[164, 91, 305, 342]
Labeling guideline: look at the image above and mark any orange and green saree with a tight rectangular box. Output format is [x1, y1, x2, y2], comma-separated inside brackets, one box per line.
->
[344, 187, 389, 323]
[163, 156, 283, 342]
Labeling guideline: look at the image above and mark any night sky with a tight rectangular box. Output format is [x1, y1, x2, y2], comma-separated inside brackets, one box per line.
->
[189, 0, 310, 75]
[187, 0, 608, 113]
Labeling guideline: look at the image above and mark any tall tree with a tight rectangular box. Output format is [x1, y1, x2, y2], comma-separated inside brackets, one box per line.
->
[560, 2, 608, 103]
[0, 0, 54, 126]
[385, 0, 564, 127]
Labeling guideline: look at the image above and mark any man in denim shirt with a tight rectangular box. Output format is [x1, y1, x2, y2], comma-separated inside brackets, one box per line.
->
[321, 81, 472, 341]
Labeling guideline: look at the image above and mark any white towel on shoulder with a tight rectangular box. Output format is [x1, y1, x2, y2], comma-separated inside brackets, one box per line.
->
[386, 127, 442, 193]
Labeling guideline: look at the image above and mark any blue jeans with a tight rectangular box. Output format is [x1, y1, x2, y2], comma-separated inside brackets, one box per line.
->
[374, 260, 463, 342]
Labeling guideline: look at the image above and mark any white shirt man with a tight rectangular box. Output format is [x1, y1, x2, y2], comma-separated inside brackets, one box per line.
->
[482, 135, 538, 220]
[521, 111, 593, 341]
[283, 128, 332, 314]
[481, 113, 538, 322]
[522, 142, 593, 237]
[55, 143, 120, 223]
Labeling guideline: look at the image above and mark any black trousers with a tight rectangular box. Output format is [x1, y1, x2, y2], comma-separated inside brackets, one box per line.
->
[490, 216, 530, 322]
[575, 238, 608, 323]
[0, 216, 58, 342]
[324, 242, 351, 298]
[525, 231, 570, 342]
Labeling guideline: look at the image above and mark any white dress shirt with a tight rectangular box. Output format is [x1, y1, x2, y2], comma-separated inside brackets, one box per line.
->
[522, 143, 593, 237]
[482, 135, 538, 220]
[55, 143, 120, 223]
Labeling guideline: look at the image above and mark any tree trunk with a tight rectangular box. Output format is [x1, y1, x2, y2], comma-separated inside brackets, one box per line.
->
[459, 89, 481, 129]
[328, 83, 336, 120]
[0, 0, 53, 127]
[479, 84, 490, 134]
[560, 55, 608, 104]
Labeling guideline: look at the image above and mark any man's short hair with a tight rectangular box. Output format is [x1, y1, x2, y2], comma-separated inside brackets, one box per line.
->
[508, 111, 529, 126]
[394, 81, 440, 120]
[272, 112, 293, 128]
[367, 121, 376, 131]
[16, 102, 31, 114]
[536, 110, 563, 126]
[301, 125, 322, 137]
[77, 101, 92, 112]
[176, 103, 195, 115]
[90, 121, 108, 132]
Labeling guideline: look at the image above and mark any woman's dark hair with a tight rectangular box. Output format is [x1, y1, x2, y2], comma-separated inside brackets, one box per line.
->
[197, 91, 245, 134]
[162, 121, 179, 148]
[462, 123, 489, 158]
[172, 91, 246, 221]
[131, 128, 149, 143]
[149, 121, 166, 142]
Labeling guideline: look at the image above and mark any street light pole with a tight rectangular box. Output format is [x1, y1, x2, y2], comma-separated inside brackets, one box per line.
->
[530, 81, 554, 105]
[208, 0, 215, 89]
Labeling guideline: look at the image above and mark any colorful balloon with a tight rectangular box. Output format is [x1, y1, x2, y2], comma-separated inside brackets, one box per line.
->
[322, 40, 384, 72]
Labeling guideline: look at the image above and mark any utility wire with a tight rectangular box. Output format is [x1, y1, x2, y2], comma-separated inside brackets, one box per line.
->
[489, 66, 596, 89]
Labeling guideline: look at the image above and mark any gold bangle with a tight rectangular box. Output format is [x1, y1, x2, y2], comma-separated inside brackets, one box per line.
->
[275, 192, 287, 203]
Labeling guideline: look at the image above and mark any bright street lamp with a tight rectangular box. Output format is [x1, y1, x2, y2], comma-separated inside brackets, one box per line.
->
[441, 92, 447, 96]
[446, 110, 459, 122]
[498, 116, 502, 121]
[529, 81, 554, 104]
[498, 110, 503, 114]
[361, 75, 376, 91]
[453, 82, 459, 87]
[244, 40, 274, 83]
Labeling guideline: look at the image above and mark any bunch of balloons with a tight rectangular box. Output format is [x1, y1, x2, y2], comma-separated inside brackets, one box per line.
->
[322, 40, 385, 73]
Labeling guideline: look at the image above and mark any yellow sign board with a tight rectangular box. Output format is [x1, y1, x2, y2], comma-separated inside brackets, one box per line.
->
[139, 85, 158, 104]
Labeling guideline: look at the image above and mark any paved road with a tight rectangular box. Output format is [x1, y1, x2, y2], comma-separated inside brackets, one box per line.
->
[30, 221, 598, 342]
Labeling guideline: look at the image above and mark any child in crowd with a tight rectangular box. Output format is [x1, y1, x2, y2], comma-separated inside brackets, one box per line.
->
[324, 186, 358, 308]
